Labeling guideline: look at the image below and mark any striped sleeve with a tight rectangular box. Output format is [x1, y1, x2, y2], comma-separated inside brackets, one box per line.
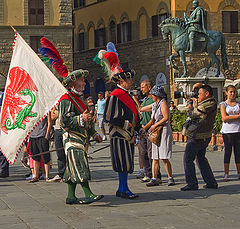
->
[103, 95, 126, 128]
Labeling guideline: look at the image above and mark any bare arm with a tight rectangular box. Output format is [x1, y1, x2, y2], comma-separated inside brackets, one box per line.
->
[143, 119, 154, 131]
[149, 101, 169, 133]
[220, 104, 240, 122]
[45, 114, 53, 140]
[132, 96, 141, 110]
[141, 103, 152, 112]
[50, 107, 58, 121]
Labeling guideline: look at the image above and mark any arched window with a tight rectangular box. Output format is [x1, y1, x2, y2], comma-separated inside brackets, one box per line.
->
[95, 24, 106, 48]
[28, 0, 44, 25]
[117, 17, 132, 43]
[109, 21, 116, 43]
[139, 14, 147, 40]
[152, 9, 168, 37]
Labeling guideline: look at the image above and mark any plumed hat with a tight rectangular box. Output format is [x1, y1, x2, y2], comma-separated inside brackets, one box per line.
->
[38, 37, 88, 87]
[93, 42, 135, 84]
[111, 69, 135, 83]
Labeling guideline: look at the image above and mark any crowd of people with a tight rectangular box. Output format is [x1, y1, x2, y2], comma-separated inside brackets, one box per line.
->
[1, 72, 240, 203]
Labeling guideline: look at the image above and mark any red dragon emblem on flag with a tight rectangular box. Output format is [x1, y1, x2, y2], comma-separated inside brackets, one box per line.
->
[1, 67, 38, 134]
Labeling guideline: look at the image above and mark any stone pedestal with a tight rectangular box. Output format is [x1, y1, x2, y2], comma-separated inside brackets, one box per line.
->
[175, 76, 225, 109]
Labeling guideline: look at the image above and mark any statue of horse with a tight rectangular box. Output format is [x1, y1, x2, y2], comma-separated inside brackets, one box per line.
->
[159, 17, 228, 78]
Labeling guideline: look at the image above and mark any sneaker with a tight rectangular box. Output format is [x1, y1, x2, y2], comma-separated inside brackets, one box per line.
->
[47, 174, 62, 183]
[141, 176, 151, 183]
[39, 174, 46, 180]
[26, 174, 34, 181]
[102, 135, 107, 141]
[136, 170, 144, 179]
[168, 177, 175, 186]
[223, 174, 229, 182]
[146, 178, 159, 187]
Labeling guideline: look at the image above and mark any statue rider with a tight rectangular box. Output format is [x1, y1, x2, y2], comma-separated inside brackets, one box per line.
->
[184, 0, 207, 53]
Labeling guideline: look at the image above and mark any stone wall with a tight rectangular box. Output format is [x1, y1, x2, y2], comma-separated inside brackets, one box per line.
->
[0, 26, 73, 90]
[74, 37, 171, 96]
[59, 0, 72, 25]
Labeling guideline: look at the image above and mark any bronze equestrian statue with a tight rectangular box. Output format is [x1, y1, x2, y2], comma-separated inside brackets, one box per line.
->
[159, 0, 228, 78]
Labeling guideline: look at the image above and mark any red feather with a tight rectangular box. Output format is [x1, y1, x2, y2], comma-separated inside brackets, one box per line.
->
[40, 37, 68, 78]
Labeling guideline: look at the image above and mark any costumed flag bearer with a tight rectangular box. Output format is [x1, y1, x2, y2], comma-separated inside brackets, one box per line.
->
[39, 38, 104, 204]
[94, 42, 141, 199]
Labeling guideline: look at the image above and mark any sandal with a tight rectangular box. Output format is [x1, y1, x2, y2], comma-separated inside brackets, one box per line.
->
[28, 177, 39, 183]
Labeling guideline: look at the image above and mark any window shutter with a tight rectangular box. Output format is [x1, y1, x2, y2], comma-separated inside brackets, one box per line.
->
[117, 24, 122, 43]
[95, 30, 99, 47]
[74, 0, 78, 8]
[231, 11, 238, 33]
[102, 28, 106, 46]
[78, 32, 84, 51]
[152, 15, 158, 37]
[127, 21, 132, 41]
[222, 11, 229, 33]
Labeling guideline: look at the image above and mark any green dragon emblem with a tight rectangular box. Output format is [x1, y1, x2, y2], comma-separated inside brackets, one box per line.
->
[4, 89, 37, 130]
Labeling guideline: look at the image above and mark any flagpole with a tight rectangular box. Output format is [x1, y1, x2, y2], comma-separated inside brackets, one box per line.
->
[9, 24, 17, 33]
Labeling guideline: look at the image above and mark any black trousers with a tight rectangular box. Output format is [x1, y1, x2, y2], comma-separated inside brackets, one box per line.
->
[222, 133, 240, 164]
[54, 129, 66, 178]
[0, 151, 9, 176]
[29, 137, 50, 164]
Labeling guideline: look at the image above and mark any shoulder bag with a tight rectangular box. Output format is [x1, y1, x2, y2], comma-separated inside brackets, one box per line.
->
[148, 102, 164, 145]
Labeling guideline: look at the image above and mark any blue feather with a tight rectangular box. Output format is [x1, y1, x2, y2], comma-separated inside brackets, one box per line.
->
[106, 42, 119, 57]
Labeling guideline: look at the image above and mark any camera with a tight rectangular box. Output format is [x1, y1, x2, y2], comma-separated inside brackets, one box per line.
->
[129, 89, 140, 96]
[129, 85, 140, 96]
[174, 87, 199, 99]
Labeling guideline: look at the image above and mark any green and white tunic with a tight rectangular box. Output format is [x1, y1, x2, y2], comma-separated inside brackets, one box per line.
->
[58, 90, 97, 183]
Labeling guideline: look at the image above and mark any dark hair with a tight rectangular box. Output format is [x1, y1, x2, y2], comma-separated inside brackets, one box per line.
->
[199, 84, 213, 96]
[226, 85, 236, 91]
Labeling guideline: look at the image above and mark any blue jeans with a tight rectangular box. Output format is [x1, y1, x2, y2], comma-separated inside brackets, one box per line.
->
[54, 129, 66, 178]
[184, 137, 217, 187]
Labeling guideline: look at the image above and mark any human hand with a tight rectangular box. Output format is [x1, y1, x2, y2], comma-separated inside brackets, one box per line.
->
[127, 122, 133, 129]
[95, 134, 102, 143]
[82, 110, 92, 122]
[149, 124, 156, 133]
[192, 83, 203, 91]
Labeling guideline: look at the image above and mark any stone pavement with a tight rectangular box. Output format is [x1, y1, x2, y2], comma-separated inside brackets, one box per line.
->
[1, 140, 240, 229]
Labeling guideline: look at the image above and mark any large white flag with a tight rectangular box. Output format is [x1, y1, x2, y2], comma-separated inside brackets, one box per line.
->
[0, 33, 67, 164]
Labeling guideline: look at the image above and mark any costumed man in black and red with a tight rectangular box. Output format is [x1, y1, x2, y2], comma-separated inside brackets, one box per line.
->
[94, 42, 141, 199]
[104, 70, 141, 199]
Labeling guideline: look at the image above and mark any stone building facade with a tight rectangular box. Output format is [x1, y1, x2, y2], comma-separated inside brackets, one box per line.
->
[0, 0, 73, 90]
[73, 0, 240, 98]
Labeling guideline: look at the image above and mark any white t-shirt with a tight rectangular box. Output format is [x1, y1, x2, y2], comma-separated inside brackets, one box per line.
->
[220, 101, 240, 134]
